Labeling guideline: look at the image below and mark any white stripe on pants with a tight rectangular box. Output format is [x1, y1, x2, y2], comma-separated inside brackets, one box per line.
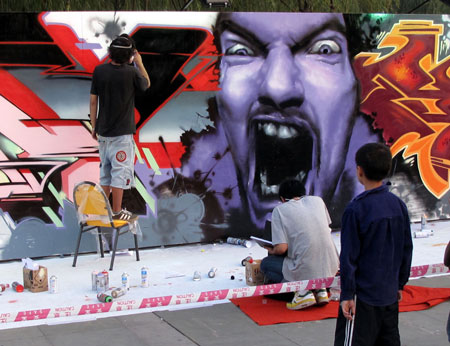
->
[344, 296, 357, 346]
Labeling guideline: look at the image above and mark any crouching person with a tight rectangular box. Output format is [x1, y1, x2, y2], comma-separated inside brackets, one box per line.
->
[260, 179, 339, 310]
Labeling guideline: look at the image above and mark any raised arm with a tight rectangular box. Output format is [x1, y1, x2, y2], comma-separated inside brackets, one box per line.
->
[89, 94, 98, 139]
[134, 52, 150, 89]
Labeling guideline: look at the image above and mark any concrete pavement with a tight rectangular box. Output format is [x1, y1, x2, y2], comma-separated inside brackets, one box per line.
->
[0, 275, 448, 346]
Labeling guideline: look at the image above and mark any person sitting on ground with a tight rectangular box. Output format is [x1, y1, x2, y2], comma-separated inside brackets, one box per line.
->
[260, 179, 339, 310]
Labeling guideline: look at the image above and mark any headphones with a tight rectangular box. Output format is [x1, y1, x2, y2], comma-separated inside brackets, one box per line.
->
[110, 37, 132, 49]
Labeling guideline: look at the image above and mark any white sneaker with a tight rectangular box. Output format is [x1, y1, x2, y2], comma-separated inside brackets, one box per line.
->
[286, 290, 316, 310]
[314, 288, 330, 305]
[112, 209, 138, 221]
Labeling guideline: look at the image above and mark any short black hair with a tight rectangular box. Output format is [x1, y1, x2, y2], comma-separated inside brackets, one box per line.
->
[108, 36, 133, 64]
[355, 143, 392, 181]
[278, 179, 306, 200]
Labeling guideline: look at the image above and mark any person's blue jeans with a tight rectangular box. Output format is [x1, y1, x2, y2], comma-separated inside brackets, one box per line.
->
[260, 255, 285, 283]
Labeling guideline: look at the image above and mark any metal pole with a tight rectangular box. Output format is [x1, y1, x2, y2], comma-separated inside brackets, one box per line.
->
[408, 0, 431, 13]
[181, 0, 195, 10]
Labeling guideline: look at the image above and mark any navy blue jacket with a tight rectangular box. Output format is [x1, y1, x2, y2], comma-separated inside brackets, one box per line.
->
[340, 185, 413, 306]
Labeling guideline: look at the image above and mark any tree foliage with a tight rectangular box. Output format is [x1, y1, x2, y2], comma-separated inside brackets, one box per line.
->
[0, 0, 448, 12]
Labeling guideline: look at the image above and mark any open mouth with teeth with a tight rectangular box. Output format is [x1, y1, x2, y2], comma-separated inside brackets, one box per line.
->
[253, 120, 313, 199]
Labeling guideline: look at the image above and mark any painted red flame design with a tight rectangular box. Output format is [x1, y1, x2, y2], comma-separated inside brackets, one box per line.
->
[354, 20, 450, 198]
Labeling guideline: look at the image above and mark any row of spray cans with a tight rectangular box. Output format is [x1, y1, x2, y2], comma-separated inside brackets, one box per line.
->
[94, 267, 149, 303]
[192, 267, 218, 281]
[1, 282, 21, 292]
[198, 256, 252, 281]
[1, 277, 58, 294]
[0, 283, 21, 292]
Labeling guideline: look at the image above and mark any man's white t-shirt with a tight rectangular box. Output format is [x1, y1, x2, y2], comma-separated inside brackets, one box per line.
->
[271, 196, 339, 282]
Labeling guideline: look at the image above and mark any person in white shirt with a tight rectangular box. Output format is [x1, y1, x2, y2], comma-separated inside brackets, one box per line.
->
[260, 179, 339, 310]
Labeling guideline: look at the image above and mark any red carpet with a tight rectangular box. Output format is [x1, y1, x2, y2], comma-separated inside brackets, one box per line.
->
[230, 285, 450, 326]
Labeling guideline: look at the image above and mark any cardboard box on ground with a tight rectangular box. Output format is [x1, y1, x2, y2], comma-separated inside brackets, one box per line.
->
[23, 266, 48, 293]
[245, 259, 265, 286]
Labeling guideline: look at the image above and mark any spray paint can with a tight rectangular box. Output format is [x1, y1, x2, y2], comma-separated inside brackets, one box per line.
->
[12, 281, 24, 292]
[208, 267, 217, 278]
[102, 269, 109, 290]
[49, 275, 57, 294]
[414, 231, 429, 238]
[111, 287, 127, 298]
[193, 271, 201, 281]
[0, 283, 10, 292]
[241, 256, 253, 266]
[121, 272, 130, 290]
[97, 292, 112, 303]
[227, 237, 251, 248]
[96, 273, 106, 293]
[141, 267, 149, 288]
[420, 214, 427, 230]
[91, 270, 98, 291]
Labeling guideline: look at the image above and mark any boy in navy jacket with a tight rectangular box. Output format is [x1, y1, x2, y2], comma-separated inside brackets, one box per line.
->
[334, 143, 413, 346]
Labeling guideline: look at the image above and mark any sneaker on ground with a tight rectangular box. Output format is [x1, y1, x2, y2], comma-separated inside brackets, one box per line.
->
[112, 209, 138, 221]
[286, 290, 316, 310]
[314, 288, 330, 305]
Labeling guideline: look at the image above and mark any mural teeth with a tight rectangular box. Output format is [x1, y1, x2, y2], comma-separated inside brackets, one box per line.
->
[296, 171, 306, 181]
[289, 127, 299, 137]
[259, 172, 279, 196]
[270, 185, 279, 194]
[260, 170, 267, 185]
[263, 123, 277, 136]
[278, 125, 294, 139]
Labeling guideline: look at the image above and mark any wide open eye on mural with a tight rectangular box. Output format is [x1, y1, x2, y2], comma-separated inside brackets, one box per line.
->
[0, 12, 449, 260]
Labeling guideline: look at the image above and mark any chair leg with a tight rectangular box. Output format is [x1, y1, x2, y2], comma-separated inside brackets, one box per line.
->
[109, 229, 119, 271]
[98, 229, 104, 258]
[134, 233, 140, 262]
[72, 225, 83, 267]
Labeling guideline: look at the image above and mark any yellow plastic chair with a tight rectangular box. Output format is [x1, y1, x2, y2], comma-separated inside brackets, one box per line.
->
[72, 181, 140, 270]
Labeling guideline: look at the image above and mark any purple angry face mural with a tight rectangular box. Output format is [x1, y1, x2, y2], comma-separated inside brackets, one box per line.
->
[215, 13, 363, 228]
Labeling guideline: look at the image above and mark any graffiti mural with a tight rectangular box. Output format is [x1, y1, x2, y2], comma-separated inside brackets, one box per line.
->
[0, 12, 449, 260]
